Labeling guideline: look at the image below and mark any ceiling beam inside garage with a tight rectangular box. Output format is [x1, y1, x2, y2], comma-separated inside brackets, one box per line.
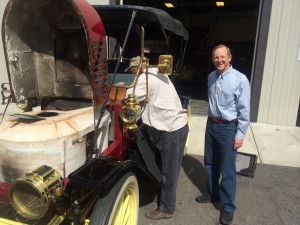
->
[123, 0, 260, 17]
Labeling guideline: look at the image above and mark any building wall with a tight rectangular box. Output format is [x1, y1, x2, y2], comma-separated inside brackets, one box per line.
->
[258, 0, 300, 125]
[0, 1, 9, 86]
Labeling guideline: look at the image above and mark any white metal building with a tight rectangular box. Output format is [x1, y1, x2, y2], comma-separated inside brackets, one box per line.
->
[254, 0, 300, 126]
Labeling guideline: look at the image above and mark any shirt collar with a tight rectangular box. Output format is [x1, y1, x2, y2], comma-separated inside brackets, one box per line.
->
[215, 66, 233, 79]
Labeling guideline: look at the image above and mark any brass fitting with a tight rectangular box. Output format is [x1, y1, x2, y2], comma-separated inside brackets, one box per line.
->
[120, 94, 140, 130]
[158, 55, 173, 75]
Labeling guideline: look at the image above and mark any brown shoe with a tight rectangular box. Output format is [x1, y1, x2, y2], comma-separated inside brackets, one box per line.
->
[145, 208, 173, 220]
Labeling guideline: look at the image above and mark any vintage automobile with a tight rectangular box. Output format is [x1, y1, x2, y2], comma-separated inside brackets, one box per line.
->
[0, 0, 189, 224]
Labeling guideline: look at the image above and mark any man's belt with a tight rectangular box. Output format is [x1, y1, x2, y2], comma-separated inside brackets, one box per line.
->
[208, 116, 237, 124]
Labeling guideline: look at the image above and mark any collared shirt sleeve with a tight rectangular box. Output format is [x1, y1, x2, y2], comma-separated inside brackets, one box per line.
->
[235, 78, 251, 140]
[126, 73, 147, 102]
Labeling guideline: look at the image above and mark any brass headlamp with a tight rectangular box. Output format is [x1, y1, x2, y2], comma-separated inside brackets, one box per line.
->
[9, 165, 64, 220]
[120, 94, 140, 130]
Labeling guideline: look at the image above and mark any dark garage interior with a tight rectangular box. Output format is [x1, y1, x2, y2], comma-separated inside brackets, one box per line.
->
[123, 0, 260, 103]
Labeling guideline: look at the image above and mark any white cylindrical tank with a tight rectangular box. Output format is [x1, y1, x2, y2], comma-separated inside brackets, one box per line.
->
[0, 107, 111, 183]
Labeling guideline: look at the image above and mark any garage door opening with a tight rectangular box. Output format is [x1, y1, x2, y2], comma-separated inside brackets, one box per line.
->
[124, 0, 261, 115]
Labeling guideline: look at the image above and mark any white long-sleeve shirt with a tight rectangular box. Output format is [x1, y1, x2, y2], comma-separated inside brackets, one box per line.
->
[127, 67, 187, 132]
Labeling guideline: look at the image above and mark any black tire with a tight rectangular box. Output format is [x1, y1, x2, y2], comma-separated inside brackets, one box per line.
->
[89, 172, 139, 225]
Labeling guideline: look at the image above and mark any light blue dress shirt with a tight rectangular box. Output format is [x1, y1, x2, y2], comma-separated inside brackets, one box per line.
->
[207, 66, 250, 140]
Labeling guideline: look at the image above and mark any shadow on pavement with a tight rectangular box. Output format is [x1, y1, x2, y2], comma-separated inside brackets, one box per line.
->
[182, 155, 207, 194]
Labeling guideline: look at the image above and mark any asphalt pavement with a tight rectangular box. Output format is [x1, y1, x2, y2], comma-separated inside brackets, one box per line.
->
[138, 154, 300, 225]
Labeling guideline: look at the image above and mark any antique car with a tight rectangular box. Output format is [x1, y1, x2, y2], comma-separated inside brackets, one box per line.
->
[0, 0, 189, 224]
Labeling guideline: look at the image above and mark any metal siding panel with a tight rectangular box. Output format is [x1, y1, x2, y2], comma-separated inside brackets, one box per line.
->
[258, 0, 300, 126]
[288, 0, 300, 124]
[0, 1, 9, 86]
[270, 0, 300, 125]
[269, 0, 292, 124]
[280, 0, 300, 125]
[258, 0, 283, 122]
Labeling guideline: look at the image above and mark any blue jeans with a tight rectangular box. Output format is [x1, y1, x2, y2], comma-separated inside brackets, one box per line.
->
[204, 119, 237, 212]
[147, 123, 189, 213]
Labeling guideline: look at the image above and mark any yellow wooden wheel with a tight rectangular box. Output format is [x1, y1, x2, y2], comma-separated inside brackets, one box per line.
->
[89, 172, 139, 225]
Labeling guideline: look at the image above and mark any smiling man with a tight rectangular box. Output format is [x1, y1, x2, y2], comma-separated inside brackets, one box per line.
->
[196, 45, 250, 225]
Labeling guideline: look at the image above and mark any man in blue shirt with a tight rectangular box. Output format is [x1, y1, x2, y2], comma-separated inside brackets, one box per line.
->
[196, 44, 250, 225]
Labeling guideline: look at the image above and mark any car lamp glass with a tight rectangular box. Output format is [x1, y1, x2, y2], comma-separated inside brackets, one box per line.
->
[121, 108, 136, 124]
[120, 94, 140, 130]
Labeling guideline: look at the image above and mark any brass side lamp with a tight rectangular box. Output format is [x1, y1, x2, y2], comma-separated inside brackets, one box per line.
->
[120, 94, 140, 130]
